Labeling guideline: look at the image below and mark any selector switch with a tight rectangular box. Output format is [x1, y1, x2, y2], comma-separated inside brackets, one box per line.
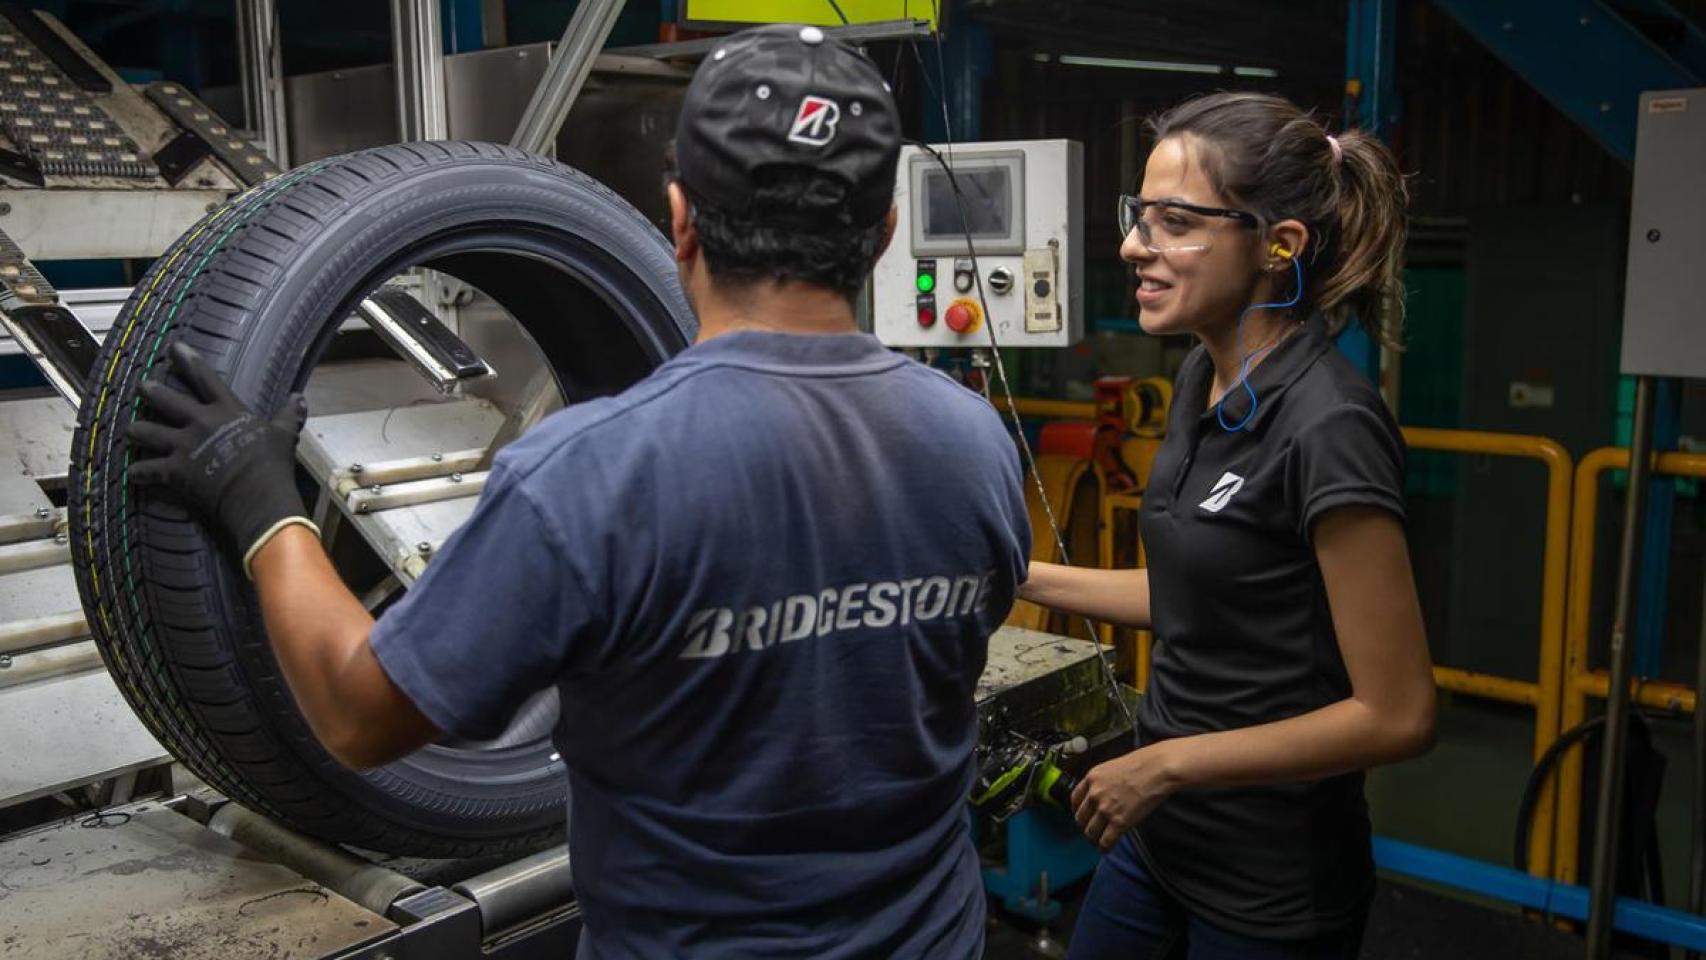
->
[987, 267, 1014, 295]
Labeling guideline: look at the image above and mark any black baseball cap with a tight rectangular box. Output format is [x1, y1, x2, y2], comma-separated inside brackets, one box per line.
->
[673, 23, 901, 228]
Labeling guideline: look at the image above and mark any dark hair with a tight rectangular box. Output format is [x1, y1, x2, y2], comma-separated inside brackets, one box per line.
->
[669, 159, 889, 303]
[1148, 92, 1409, 347]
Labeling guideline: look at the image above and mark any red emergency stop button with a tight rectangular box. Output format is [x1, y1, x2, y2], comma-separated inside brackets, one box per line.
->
[945, 299, 980, 334]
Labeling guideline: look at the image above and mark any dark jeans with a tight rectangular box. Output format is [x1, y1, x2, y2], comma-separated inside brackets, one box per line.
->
[1067, 835, 1367, 960]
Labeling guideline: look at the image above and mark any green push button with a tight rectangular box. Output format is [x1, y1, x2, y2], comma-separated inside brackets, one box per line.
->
[916, 273, 935, 293]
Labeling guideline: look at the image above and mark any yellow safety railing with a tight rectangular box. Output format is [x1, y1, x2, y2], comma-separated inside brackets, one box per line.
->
[1552, 448, 1705, 886]
[1099, 490, 1151, 690]
[1010, 398, 1575, 880]
[1402, 428, 1574, 881]
[1012, 397, 1097, 421]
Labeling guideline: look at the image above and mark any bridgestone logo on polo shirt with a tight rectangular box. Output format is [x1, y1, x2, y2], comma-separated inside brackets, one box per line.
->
[1198, 471, 1245, 514]
[679, 571, 997, 659]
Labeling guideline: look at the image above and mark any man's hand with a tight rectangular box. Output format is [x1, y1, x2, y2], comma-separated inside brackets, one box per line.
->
[127, 341, 314, 577]
[1071, 742, 1183, 850]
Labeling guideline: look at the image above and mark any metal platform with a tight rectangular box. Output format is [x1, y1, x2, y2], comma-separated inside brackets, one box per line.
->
[0, 803, 393, 959]
[298, 395, 501, 586]
[978, 626, 1129, 744]
[0, 384, 168, 809]
[0, 666, 168, 810]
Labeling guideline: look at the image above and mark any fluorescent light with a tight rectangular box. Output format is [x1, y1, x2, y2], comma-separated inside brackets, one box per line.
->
[1234, 66, 1280, 78]
[1057, 54, 1224, 75]
[1031, 53, 1052, 63]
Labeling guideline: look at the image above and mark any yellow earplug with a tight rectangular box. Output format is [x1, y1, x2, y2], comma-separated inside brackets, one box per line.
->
[1269, 242, 1295, 259]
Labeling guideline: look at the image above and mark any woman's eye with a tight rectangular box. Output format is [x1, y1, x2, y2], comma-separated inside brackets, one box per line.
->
[1163, 213, 1191, 230]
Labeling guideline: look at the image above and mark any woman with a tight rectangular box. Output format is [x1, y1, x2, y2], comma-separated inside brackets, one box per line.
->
[1024, 93, 1437, 958]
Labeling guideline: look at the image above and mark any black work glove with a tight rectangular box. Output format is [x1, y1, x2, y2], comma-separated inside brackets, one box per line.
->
[127, 341, 316, 578]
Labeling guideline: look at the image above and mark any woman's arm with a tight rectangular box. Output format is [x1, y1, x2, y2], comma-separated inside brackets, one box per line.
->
[1020, 562, 1151, 630]
[1071, 505, 1435, 849]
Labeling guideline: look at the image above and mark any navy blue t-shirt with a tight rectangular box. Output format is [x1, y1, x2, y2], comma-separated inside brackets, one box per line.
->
[370, 331, 1030, 959]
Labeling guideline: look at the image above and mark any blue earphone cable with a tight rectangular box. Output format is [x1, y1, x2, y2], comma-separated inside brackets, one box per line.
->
[1216, 256, 1306, 432]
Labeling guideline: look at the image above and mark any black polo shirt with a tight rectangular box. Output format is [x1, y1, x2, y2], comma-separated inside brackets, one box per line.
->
[1133, 318, 1406, 938]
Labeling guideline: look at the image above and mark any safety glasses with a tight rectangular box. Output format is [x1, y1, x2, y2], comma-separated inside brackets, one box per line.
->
[1117, 196, 1259, 254]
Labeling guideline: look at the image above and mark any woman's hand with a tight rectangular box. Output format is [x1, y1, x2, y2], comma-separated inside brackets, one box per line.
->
[1071, 741, 1183, 850]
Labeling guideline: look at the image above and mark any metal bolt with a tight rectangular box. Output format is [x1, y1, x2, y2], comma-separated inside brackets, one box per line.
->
[350, 463, 364, 474]
[449, 473, 463, 483]
[356, 502, 370, 514]
[34, 506, 49, 519]
[430, 452, 443, 462]
[54, 533, 66, 544]
[416, 541, 432, 554]
[0, 201, 10, 216]
[0, 655, 11, 669]
[1647, 229, 1661, 243]
[369, 484, 383, 495]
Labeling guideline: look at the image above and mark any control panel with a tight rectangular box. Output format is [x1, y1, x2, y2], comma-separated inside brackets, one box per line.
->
[872, 139, 1083, 348]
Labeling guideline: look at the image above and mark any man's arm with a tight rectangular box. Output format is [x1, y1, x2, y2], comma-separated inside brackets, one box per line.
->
[249, 527, 441, 768]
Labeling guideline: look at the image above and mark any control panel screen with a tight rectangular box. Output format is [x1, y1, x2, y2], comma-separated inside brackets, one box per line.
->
[908, 151, 1026, 256]
[921, 167, 1012, 240]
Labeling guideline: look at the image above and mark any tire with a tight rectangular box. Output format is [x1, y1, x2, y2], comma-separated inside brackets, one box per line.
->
[68, 141, 695, 857]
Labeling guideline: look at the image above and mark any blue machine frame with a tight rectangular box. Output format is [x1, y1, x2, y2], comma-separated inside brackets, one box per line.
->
[983, 807, 1102, 923]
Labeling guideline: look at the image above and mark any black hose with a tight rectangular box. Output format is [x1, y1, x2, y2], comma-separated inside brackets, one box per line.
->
[1513, 710, 1674, 908]
[1513, 716, 1606, 873]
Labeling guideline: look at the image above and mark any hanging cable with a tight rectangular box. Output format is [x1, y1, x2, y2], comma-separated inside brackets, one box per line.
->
[909, 7, 1137, 735]
[1216, 256, 1304, 432]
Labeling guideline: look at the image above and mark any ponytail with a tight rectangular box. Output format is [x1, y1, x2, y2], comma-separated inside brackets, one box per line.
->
[1317, 130, 1409, 348]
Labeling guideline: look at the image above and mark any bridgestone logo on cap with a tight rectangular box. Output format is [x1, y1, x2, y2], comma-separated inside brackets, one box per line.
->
[788, 95, 841, 147]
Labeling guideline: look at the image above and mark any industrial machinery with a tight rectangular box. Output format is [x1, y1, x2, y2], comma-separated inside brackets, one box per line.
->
[871, 138, 1084, 349]
[972, 627, 1134, 924]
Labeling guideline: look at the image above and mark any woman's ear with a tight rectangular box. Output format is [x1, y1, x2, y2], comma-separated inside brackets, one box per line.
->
[1265, 219, 1311, 271]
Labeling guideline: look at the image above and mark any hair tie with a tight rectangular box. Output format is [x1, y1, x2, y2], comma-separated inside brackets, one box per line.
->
[1327, 134, 1344, 165]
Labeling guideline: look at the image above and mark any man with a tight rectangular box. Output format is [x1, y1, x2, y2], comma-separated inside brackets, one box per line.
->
[129, 23, 1029, 960]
